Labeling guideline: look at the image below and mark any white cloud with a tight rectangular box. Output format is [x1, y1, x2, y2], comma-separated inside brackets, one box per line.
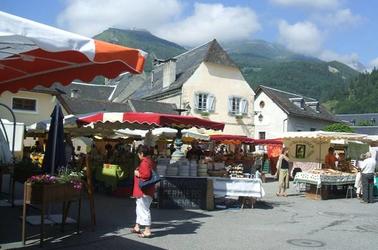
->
[156, 3, 260, 46]
[57, 1, 260, 46]
[270, 0, 340, 9]
[278, 20, 323, 55]
[315, 8, 362, 27]
[57, 0, 182, 36]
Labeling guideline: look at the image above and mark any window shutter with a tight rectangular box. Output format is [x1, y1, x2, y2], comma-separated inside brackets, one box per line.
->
[240, 99, 248, 114]
[207, 95, 215, 112]
[228, 97, 233, 113]
[193, 93, 199, 110]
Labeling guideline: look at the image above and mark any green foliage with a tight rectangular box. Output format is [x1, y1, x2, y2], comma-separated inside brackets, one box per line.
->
[357, 120, 375, 126]
[323, 123, 354, 132]
[332, 69, 378, 114]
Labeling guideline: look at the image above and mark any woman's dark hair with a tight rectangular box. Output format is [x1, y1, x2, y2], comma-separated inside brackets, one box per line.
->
[138, 145, 152, 156]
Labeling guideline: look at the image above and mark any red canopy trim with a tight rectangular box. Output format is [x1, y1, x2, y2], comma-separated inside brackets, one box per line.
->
[77, 112, 225, 131]
[210, 134, 255, 144]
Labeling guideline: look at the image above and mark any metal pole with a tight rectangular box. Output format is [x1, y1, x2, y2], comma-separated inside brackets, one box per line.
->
[50, 104, 59, 175]
[0, 103, 16, 163]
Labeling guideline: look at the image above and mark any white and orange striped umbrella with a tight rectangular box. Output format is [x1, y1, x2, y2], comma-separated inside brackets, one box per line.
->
[0, 11, 146, 94]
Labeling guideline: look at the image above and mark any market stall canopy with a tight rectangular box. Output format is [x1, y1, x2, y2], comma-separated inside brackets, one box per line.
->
[0, 11, 146, 94]
[77, 112, 225, 131]
[26, 113, 115, 137]
[281, 131, 368, 143]
[282, 131, 368, 163]
[210, 134, 254, 144]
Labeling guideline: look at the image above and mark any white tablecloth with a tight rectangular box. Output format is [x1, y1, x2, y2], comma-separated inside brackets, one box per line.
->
[294, 172, 356, 188]
[211, 177, 265, 198]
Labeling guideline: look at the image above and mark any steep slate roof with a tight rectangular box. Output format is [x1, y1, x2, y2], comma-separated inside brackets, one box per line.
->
[58, 96, 177, 115]
[110, 39, 237, 101]
[128, 99, 178, 114]
[58, 95, 131, 114]
[54, 82, 115, 100]
[256, 85, 339, 122]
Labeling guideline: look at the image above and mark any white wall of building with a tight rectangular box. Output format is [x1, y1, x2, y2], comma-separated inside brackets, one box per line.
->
[287, 116, 330, 132]
[180, 62, 255, 137]
[0, 91, 57, 125]
[254, 91, 334, 138]
[254, 91, 288, 139]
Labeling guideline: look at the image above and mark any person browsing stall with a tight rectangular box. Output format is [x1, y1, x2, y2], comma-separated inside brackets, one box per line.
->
[131, 145, 156, 238]
[358, 152, 377, 203]
[275, 147, 291, 197]
[324, 147, 337, 169]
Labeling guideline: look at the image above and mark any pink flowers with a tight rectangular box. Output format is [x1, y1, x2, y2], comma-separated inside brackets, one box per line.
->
[28, 172, 83, 191]
[28, 174, 57, 184]
[70, 179, 83, 190]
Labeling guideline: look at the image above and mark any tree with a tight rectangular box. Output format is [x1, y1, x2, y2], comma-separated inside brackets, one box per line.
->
[323, 123, 354, 132]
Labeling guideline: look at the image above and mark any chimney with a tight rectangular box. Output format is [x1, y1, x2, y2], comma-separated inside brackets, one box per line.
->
[163, 58, 177, 88]
[289, 97, 305, 109]
[305, 101, 320, 112]
[71, 89, 79, 98]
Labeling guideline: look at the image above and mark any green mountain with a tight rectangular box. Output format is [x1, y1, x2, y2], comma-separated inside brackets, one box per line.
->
[94, 28, 186, 72]
[93, 29, 364, 112]
[222, 40, 359, 102]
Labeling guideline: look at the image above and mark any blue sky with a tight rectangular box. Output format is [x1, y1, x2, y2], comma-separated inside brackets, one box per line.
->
[1, 0, 377, 69]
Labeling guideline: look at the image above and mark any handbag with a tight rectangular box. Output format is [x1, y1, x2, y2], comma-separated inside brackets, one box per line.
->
[139, 169, 161, 189]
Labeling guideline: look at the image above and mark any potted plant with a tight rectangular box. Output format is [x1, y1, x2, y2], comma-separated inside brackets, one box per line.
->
[25, 169, 83, 204]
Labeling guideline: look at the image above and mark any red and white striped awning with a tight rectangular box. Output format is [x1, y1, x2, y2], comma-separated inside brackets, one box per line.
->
[0, 11, 146, 94]
[77, 112, 225, 131]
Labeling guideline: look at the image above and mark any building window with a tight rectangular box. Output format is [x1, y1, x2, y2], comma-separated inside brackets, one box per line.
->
[228, 97, 248, 115]
[259, 132, 266, 139]
[310, 128, 316, 131]
[259, 101, 265, 108]
[258, 114, 263, 122]
[12, 97, 37, 112]
[194, 93, 215, 112]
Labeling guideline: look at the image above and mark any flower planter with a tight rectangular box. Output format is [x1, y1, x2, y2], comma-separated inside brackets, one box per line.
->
[24, 182, 81, 204]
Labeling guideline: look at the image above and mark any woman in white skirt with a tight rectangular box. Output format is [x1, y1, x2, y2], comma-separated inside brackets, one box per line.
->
[131, 145, 156, 238]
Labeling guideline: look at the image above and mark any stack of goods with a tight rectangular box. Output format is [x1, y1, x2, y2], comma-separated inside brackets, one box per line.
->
[166, 162, 179, 176]
[156, 158, 170, 176]
[198, 161, 208, 177]
[189, 160, 198, 177]
[179, 159, 190, 176]
[213, 162, 225, 170]
[228, 164, 244, 178]
[336, 160, 357, 173]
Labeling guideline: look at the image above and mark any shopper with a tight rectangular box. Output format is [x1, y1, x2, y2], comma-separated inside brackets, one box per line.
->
[355, 153, 367, 198]
[275, 147, 290, 197]
[324, 147, 337, 169]
[131, 145, 156, 238]
[358, 152, 376, 203]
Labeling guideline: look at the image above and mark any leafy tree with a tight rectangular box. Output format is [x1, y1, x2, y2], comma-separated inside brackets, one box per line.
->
[323, 123, 354, 132]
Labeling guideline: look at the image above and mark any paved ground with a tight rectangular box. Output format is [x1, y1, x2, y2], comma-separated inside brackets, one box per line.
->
[1, 177, 378, 250]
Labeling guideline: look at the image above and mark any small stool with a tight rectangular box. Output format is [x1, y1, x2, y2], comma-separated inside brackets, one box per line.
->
[346, 185, 354, 198]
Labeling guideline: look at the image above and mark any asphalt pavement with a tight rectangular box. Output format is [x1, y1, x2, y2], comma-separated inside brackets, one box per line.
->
[1, 178, 378, 250]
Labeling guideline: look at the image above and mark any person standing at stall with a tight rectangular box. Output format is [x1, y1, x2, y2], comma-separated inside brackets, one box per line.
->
[358, 152, 377, 203]
[324, 147, 337, 169]
[131, 145, 156, 238]
[275, 147, 290, 197]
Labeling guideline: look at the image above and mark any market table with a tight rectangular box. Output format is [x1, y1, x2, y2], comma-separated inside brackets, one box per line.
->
[211, 177, 265, 208]
[294, 171, 356, 200]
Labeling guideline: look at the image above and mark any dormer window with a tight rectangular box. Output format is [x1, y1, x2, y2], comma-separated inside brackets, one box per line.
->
[228, 96, 248, 116]
[194, 92, 215, 112]
[305, 101, 320, 113]
[289, 97, 305, 109]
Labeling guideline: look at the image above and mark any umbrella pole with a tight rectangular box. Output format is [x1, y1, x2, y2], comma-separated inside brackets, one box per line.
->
[50, 105, 59, 175]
